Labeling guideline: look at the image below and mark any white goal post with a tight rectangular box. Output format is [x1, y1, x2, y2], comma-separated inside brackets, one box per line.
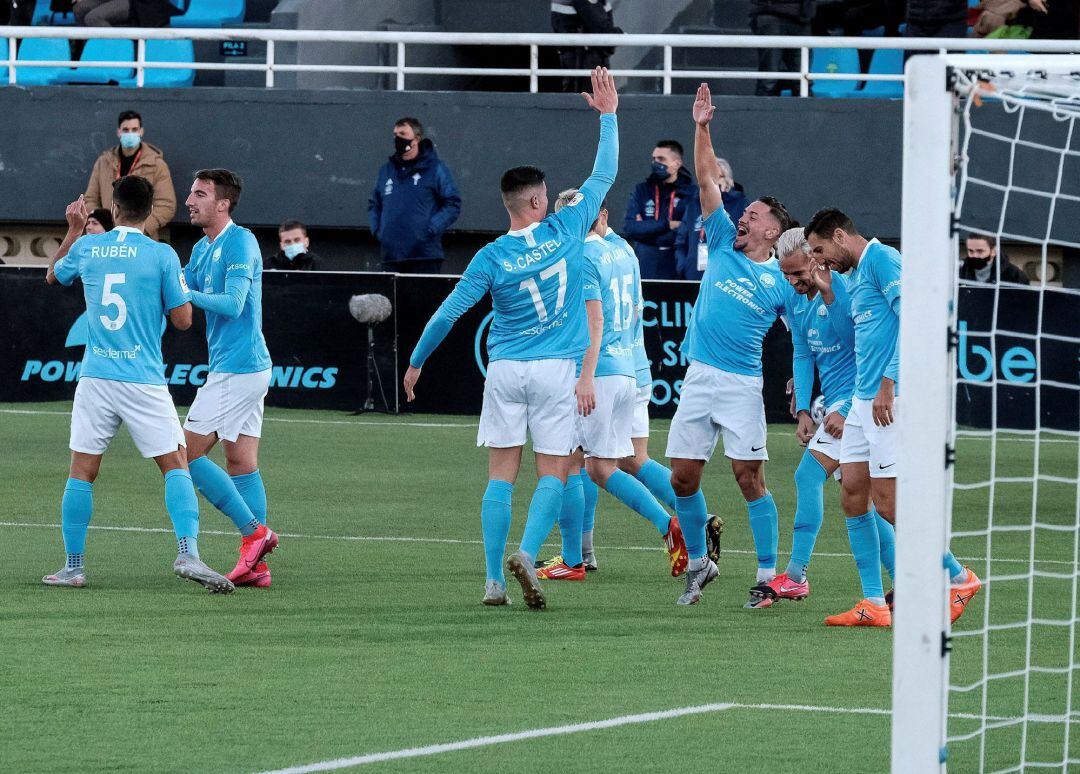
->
[894, 53, 1080, 773]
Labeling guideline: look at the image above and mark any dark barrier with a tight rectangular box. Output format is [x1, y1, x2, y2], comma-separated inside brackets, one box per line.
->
[2, 267, 1074, 429]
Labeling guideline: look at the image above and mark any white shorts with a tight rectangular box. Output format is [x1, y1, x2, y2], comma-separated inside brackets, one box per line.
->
[665, 360, 768, 462]
[183, 368, 271, 443]
[70, 376, 185, 458]
[631, 384, 651, 439]
[840, 396, 899, 478]
[576, 374, 637, 459]
[807, 400, 848, 462]
[477, 358, 577, 456]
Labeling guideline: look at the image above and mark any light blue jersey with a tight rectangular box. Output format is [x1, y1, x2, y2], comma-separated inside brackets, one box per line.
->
[683, 208, 790, 377]
[410, 113, 619, 368]
[582, 231, 642, 378]
[53, 226, 189, 385]
[849, 239, 901, 400]
[605, 229, 651, 388]
[787, 271, 857, 417]
[184, 221, 272, 375]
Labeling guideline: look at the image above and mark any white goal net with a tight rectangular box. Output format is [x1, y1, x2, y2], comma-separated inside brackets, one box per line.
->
[894, 54, 1080, 773]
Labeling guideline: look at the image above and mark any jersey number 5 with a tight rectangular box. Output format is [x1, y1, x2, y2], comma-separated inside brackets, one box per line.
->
[100, 273, 128, 331]
[518, 259, 567, 323]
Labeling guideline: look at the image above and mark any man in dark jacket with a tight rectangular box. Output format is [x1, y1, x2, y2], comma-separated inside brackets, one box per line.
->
[750, 0, 815, 96]
[623, 140, 696, 280]
[960, 235, 1030, 285]
[551, 0, 622, 93]
[266, 219, 321, 271]
[368, 117, 462, 274]
[905, 0, 967, 37]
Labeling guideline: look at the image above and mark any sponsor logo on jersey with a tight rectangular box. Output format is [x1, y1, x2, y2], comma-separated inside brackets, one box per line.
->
[817, 304, 829, 317]
[759, 273, 776, 288]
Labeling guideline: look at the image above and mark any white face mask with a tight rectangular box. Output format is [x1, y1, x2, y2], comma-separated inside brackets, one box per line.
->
[120, 132, 141, 150]
[282, 242, 306, 259]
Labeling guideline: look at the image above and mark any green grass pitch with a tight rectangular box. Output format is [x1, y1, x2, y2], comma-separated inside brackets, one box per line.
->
[1, 402, 1075, 772]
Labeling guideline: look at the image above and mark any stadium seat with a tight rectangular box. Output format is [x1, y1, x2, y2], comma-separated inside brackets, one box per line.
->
[811, 48, 861, 98]
[31, 0, 76, 25]
[858, 49, 904, 99]
[120, 39, 196, 87]
[171, 0, 245, 27]
[71, 38, 134, 84]
[14, 38, 70, 85]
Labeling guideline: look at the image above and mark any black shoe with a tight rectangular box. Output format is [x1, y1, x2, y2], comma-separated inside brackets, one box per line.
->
[705, 514, 725, 564]
[885, 588, 894, 612]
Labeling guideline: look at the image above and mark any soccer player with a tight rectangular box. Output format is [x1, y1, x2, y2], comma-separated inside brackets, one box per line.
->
[42, 180, 233, 593]
[804, 208, 981, 625]
[747, 227, 897, 609]
[182, 168, 278, 588]
[666, 83, 793, 606]
[403, 67, 620, 610]
[535, 192, 687, 582]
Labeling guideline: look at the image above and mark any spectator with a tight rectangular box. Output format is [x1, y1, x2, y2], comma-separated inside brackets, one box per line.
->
[84, 208, 114, 235]
[266, 220, 320, 271]
[73, 0, 180, 27]
[83, 110, 176, 240]
[623, 140, 696, 280]
[550, 0, 622, 93]
[905, 0, 968, 37]
[750, 0, 815, 97]
[368, 117, 462, 275]
[674, 158, 751, 280]
[1, 1, 34, 25]
[961, 235, 1030, 285]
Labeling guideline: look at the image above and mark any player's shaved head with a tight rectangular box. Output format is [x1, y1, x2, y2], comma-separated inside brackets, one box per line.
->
[757, 196, 793, 234]
[500, 165, 548, 215]
[111, 175, 154, 224]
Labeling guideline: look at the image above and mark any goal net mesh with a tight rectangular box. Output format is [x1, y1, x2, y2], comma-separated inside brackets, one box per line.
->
[946, 62, 1080, 772]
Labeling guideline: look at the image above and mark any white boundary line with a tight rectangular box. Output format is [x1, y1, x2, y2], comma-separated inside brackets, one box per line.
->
[251, 700, 1007, 774]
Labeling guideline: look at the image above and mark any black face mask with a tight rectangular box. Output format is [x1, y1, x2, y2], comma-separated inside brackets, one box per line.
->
[648, 161, 668, 183]
[394, 136, 414, 156]
[965, 257, 991, 271]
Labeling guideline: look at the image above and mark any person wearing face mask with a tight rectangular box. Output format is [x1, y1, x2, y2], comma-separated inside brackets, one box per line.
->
[960, 235, 1029, 285]
[266, 220, 320, 271]
[622, 139, 696, 280]
[368, 117, 462, 274]
[83, 110, 176, 240]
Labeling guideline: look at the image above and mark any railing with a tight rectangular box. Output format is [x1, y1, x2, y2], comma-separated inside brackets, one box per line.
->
[3, 27, 1080, 93]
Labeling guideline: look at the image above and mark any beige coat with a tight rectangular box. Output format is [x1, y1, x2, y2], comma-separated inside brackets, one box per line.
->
[83, 141, 177, 239]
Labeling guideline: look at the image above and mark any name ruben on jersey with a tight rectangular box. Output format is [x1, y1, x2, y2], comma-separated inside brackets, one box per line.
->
[89, 245, 137, 259]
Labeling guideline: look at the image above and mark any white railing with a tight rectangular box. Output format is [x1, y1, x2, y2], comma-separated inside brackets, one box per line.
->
[3, 27, 1080, 93]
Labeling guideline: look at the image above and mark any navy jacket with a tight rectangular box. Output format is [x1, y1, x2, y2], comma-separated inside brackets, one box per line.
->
[622, 166, 696, 280]
[368, 139, 462, 265]
[674, 188, 751, 281]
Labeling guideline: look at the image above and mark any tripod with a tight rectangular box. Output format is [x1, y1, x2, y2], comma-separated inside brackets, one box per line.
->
[356, 323, 390, 414]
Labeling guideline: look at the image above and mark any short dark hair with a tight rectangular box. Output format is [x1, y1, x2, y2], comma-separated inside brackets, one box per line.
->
[804, 208, 858, 240]
[112, 176, 154, 222]
[279, 219, 307, 235]
[118, 110, 141, 128]
[500, 165, 546, 197]
[757, 196, 793, 233]
[194, 168, 243, 214]
[965, 233, 994, 247]
[394, 117, 424, 138]
[655, 140, 684, 158]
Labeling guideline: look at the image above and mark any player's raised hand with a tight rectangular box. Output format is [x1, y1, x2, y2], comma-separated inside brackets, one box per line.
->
[581, 66, 618, 115]
[810, 261, 835, 304]
[65, 195, 88, 235]
[692, 83, 716, 127]
[403, 365, 421, 402]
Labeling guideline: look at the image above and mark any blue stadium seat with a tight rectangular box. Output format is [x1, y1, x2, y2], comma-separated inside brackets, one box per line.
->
[121, 39, 195, 87]
[31, 0, 75, 25]
[71, 38, 134, 83]
[859, 49, 904, 98]
[171, 0, 245, 27]
[811, 48, 861, 98]
[14, 38, 70, 85]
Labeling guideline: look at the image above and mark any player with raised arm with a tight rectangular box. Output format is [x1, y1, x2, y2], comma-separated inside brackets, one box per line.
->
[666, 83, 794, 606]
[42, 179, 233, 593]
[804, 208, 981, 626]
[747, 227, 897, 609]
[182, 169, 278, 588]
[403, 67, 620, 610]
[535, 192, 687, 582]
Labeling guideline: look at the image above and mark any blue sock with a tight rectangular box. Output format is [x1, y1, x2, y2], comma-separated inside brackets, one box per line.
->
[943, 549, 966, 582]
[189, 456, 259, 536]
[846, 511, 884, 601]
[786, 452, 828, 583]
[519, 476, 565, 562]
[747, 491, 779, 571]
[481, 480, 513, 583]
[875, 509, 896, 581]
[558, 474, 585, 566]
[230, 470, 267, 526]
[580, 467, 598, 534]
[605, 469, 670, 536]
[165, 468, 200, 558]
[61, 478, 93, 563]
[634, 458, 678, 511]
[676, 489, 709, 560]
